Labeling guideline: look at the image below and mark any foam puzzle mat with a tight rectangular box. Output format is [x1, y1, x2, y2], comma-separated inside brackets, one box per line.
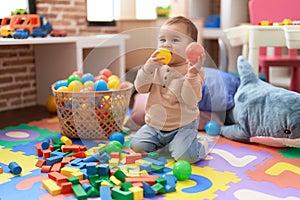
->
[0, 117, 300, 199]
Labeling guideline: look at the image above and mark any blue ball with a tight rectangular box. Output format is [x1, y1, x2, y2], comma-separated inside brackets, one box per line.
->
[205, 121, 220, 136]
[54, 80, 68, 90]
[81, 73, 94, 83]
[94, 80, 108, 91]
[109, 132, 125, 145]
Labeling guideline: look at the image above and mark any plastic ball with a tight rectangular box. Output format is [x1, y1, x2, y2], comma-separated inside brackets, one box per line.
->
[205, 121, 221, 136]
[155, 48, 172, 64]
[72, 71, 83, 78]
[108, 78, 121, 90]
[94, 80, 108, 91]
[107, 75, 120, 82]
[81, 73, 94, 83]
[172, 160, 192, 181]
[109, 132, 125, 145]
[67, 74, 81, 85]
[105, 141, 122, 154]
[185, 42, 205, 64]
[54, 80, 68, 90]
[68, 80, 83, 92]
[83, 80, 94, 89]
[99, 68, 113, 78]
[46, 96, 57, 113]
[57, 86, 69, 92]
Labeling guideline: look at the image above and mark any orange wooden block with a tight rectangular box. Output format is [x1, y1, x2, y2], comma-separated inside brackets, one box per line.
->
[124, 177, 156, 185]
[132, 182, 143, 188]
[111, 152, 120, 158]
[79, 179, 90, 185]
[42, 149, 52, 159]
[35, 159, 46, 168]
[50, 162, 62, 172]
[61, 145, 81, 152]
[125, 153, 142, 164]
[41, 165, 52, 173]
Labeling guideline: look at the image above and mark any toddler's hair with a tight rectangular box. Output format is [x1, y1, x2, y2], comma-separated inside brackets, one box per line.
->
[163, 16, 198, 42]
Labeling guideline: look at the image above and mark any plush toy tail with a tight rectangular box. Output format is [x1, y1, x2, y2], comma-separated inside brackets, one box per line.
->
[237, 56, 259, 86]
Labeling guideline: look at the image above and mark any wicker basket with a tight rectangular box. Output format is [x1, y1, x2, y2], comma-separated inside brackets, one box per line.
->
[52, 82, 133, 139]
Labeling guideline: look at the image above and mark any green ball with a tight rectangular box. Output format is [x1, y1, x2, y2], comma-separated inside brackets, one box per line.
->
[173, 160, 192, 181]
[105, 141, 122, 154]
[67, 74, 81, 84]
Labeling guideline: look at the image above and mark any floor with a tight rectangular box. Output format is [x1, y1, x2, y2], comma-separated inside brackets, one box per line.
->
[0, 105, 56, 129]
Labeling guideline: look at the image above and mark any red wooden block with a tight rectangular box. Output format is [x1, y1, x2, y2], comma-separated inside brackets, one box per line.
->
[72, 151, 86, 158]
[132, 182, 143, 188]
[125, 153, 142, 164]
[61, 145, 81, 152]
[111, 152, 120, 158]
[48, 171, 68, 185]
[79, 179, 90, 185]
[61, 182, 73, 194]
[42, 149, 52, 159]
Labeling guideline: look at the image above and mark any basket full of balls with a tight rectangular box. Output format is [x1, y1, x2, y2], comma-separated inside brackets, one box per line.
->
[52, 69, 133, 139]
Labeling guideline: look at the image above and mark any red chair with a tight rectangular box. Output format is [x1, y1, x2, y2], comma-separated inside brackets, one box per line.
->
[258, 47, 300, 92]
[249, 0, 300, 93]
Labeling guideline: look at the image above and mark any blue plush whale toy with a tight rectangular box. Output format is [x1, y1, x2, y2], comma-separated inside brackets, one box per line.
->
[221, 56, 300, 147]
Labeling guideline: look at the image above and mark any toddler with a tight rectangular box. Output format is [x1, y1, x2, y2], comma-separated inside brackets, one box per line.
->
[130, 16, 207, 163]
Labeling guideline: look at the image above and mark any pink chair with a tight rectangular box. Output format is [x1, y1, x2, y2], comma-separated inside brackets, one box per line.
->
[249, 0, 300, 92]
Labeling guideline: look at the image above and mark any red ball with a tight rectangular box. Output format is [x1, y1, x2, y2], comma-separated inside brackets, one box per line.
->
[185, 42, 205, 64]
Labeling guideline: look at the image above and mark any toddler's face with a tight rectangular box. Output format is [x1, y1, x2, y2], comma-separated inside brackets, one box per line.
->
[158, 23, 193, 65]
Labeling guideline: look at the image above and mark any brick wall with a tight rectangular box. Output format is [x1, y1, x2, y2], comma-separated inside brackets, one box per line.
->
[0, 0, 116, 112]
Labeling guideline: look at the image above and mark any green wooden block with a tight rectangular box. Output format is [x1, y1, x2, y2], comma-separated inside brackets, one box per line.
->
[121, 182, 133, 191]
[112, 187, 133, 200]
[113, 169, 127, 182]
[151, 183, 165, 194]
[68, 176, 79, 184]
[151, 164, 164, 173]
[65, 151, 75, 157]
[52, 138, 65, 145]
[89, 174, 100, 186]
[148, 152, 159, 159]
[86, 187, 100, 197]
[72, 184, 87, 200]
[156, 177, 167, 185]
[52, 144, 62, 150]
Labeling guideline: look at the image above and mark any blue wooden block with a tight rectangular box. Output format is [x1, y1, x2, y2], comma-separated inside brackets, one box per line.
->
[99, 152, 110, 163]
[100, 186, 112, 200]
[140, 163, 151, 172]
[97, 164, 110, 176]
[162, 174, 177, 186]
[143, 157, 165, 166]
[142, 182, 156, 198]
[83, 154, 101, 162]
[157, 157, 167, 165]
[41, 138, 50, 149]
[45, 155, 63, 166]
[70, 158, 83, 165]
[82, 183, 92, 192]
[86, 163, 97, 175]
[164, 184, 176, 193]
[50, 151, 65, 157]
[8, 162, 22, 175]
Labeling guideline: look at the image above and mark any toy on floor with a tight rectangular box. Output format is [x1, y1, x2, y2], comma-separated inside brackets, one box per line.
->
[46, 95, 57, 113]
[205, 121, 221, 136]
[221, 56, 300, 147]
[33, 135, 187, 199]
[8, 161, 22, 175]
[172, 160, 192, 181]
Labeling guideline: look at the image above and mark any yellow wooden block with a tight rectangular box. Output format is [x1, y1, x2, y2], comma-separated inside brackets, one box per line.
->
[129, 186, 144, 200]
[101, 180, 111, 186]
[109, 175, 122, 186]
[61, 136, 72, 145]
[128, 171, 140, 178]
[71, 171, 84, 180]
[139, 170, 149, 176]
[135, 159, 152, 166]
[109, 158, 119, 167]
[42, 179, 61, 195]
[60, 166, 80, 177]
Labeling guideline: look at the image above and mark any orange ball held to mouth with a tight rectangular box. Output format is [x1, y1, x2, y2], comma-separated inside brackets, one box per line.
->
[185, 42, 205, 64]
[155, 48, 172, 65]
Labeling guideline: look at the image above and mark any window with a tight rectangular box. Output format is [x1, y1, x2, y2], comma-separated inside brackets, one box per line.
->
[86, 0, 170, 26]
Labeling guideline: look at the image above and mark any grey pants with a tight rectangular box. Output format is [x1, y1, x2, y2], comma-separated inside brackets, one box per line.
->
[130, 120, 206, 163]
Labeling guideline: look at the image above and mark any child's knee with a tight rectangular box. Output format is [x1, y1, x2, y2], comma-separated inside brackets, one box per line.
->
[130, 139, 154, 153]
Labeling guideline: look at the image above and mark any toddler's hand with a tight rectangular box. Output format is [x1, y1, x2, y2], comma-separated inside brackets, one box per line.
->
[187, 61, 201, 77]
[143, 49, 164, 73]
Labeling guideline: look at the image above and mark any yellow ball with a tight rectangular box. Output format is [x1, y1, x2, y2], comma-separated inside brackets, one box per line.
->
[108, 78, 121, 90]
[46, 96, 57, 113]
[155, 48, 172, 64]
[83, 80, 94, 89]
[57, 86, 68, 92]
[68, 80, 83, 92]
[108, 75, 120, 82]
